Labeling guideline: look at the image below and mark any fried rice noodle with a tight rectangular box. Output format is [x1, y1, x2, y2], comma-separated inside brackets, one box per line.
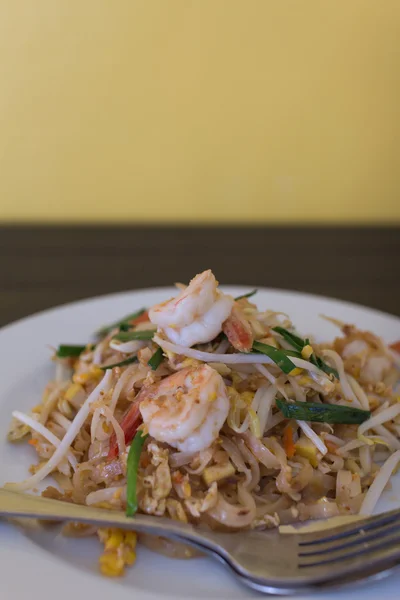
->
[109, 363, 137, 412]
[169, 451, 199, 468]
[208, 493, 256, 528]
[6, 269, 400, 578]
[5, 371, 113, 491]
[91, 406, 126, 456]
[86, 486, 127, 506]
[185, 448, 214, 475]
[220, 436, 252, 485]
[242, 431, 280, 469]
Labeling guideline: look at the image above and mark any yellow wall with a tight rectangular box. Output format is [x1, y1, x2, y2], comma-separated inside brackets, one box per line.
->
[1, 1, 399, 224]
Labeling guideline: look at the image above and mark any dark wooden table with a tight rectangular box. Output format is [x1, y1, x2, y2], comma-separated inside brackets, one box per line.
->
[0, 226, 399, 328]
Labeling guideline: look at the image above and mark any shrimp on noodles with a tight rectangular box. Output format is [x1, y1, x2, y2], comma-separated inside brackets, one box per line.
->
[6, 268, 400, 579]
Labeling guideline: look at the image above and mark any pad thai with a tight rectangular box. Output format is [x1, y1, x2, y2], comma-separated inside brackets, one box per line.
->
[6, 270, 400, 577]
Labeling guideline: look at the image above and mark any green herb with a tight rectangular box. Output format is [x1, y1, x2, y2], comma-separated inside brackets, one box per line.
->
[272, 326, 339, 379]
[284, 349, 303, 358]
[276, 399, 370, 424]
[272, 326, 304, 352]
[97, 309, 146, 337]
[56, 344, 88, 358]
[113, 330, 155, 342]
[126, 431, 148, 517]
[235, 289, 258, 301]
[252, 341, 297, 374]
[309, 354, 339, 378]
[100, 355, 138, 370]
[148, 347, 163, 370]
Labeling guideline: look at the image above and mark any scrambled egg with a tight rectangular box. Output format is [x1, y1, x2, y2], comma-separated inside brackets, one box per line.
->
[98, 528, 137, 577]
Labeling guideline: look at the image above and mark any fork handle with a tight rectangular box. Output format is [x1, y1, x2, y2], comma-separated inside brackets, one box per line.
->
[0, 488, 221, 553]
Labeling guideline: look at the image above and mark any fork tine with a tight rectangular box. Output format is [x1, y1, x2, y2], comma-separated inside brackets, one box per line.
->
[299, 507, 400, 546]
[299, 519, 400, 557]
[299, 531, 400, 568]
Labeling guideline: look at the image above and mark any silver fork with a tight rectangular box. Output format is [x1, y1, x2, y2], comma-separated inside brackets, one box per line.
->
[2, 487, 400, 595]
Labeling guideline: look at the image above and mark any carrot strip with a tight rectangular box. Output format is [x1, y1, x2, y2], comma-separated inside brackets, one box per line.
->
[283, 424, 296, 458]
[129, 311, 149, 326]
[325, 440, 338, 454]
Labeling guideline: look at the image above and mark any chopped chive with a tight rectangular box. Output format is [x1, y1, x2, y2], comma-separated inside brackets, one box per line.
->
[113, 330, 155, 342]
[96, 309, 146, 337]
[126, 430, 148, 517]
[235, 289, 258, 301]
[272, 326, 339, 379]
[276, 399, 370, 424]
[252, 341, 297, 374]
[272, 326, 304, 352]
[100, 355, 138, 370]
[309, 354, 339, 378]
[284, 349, 303, 358]
[148, 347, 163, 371]
[56, 344, 88, 358]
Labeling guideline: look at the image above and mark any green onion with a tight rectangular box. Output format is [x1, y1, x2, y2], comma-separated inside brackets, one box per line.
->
[252, 341, 297, 374]
[276, 399, 371, 424]
[272, 326, 339, 379]
[113, 330, 155, 342]
[126, 430, 148, 517]
[272, 326, 304, 352]
[235, 289, 258, 301]
[100, 355, 138, 370]
[97, 309, 146, 337]
[309, 354, 339, 378]
[56, 344, 88, 358]
[284, 349, 303, 358]
[148, 347, 163, 370]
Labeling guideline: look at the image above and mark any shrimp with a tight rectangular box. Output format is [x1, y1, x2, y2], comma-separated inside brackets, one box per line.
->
[222, 303, 253, 352]
[140, 364, 229, 453]
[149, 270, 233, 347]
[390, 341, 400, 354]
[108, 402, 142, 459]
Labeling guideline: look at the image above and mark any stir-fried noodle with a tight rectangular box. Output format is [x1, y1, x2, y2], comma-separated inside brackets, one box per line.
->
[6, 270, 400, 577]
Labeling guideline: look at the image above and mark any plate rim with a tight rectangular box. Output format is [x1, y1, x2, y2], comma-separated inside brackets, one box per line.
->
[1, 285, 399, 337]
[1, 285, 399, 600]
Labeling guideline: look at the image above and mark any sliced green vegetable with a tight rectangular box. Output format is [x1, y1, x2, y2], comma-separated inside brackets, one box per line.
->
[100, 355, 138, 370]
[97, 309, 146, 337]
[148, 347, 163, 371]
[272, 326, 304, 352]
[252, 341, 297, 374]
[113, 330, 155, 342]
[284, 349, 303, 358]
[235, 289, 258, 301]
[276, 399, 370, 424]
[272, 326, 339, 379]
[126, 430, 148, 517]
[309, 354, 339, 378]
[56, 344, 88, 358]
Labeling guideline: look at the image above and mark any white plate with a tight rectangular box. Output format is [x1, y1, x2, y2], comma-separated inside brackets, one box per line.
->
[1, 287, 400, 600]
